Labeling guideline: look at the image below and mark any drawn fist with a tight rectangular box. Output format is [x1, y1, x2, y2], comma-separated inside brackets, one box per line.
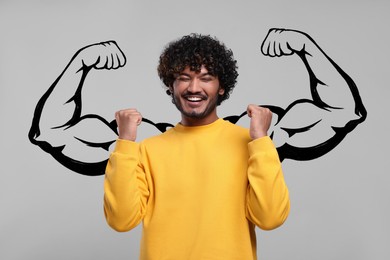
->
[77, 41, 127, 70]
[261, 28, 311, 57]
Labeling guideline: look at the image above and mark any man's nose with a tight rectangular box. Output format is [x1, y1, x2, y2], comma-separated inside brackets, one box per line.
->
[187, 79, 201, 93]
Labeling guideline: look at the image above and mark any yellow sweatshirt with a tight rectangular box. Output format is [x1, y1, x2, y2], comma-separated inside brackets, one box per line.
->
[104, 118, 290, 260]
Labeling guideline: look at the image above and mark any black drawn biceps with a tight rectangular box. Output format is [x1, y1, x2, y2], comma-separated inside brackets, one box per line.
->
[281, 119, 322, 138]
[73, 137, 115, 151]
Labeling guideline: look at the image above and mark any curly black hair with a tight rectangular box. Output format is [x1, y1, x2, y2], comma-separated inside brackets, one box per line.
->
[157, 33, 238, 105]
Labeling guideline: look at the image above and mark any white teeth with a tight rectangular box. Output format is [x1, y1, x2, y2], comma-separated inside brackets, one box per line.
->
[187, 97, 202, 101]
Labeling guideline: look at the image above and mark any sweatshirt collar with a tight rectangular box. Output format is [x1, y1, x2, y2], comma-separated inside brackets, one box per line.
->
[173, 118, 225, 133]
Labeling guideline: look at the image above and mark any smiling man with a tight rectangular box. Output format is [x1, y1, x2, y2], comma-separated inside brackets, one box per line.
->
[104, 34, 290, 259]
[170, 66, 224, 126]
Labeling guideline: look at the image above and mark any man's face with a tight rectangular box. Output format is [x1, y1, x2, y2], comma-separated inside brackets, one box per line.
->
[171, 66, 224, 125]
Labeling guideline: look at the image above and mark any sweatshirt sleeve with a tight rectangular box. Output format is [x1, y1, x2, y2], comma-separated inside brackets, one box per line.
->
[104, 139, 149, 232]
[246, 136, 290, 230]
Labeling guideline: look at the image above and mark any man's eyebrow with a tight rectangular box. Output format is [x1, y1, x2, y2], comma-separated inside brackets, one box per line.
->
[173, 72, 190, 77]
[196, 71, 217, 78]
[175, 71, 215, 77]
[199, 72, 214, 77]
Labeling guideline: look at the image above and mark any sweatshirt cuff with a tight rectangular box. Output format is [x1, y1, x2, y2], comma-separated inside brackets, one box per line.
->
[114, 139, 140, 155]
[248, 136, 277, 155]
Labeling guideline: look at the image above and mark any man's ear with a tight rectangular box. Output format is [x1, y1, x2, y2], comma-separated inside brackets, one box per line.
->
[166, 86, 173, 95]
[219, 87, 225, 95]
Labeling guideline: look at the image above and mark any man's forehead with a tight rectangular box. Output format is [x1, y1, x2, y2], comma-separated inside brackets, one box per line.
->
[178, 65, 213, 75]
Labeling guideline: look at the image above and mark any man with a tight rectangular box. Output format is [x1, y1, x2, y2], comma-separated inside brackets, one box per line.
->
[104, 34, 290, 259]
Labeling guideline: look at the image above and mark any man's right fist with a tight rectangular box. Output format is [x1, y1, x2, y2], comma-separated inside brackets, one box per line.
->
[115, 109, 142, 141]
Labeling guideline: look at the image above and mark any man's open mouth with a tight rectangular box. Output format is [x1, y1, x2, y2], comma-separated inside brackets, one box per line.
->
[184, 95, 207, 102]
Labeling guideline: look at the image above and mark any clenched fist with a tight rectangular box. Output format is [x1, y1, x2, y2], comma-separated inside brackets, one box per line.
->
[247, 104, 272, 140]
[261, 28, 311, 57]
[115, 109, 142, 141]
[76, 41, 127, 70]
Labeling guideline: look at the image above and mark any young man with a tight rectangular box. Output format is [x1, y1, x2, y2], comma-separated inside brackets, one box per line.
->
[104, 34, 290, 259]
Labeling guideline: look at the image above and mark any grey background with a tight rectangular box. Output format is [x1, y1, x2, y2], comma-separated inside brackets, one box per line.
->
[1, 0, 389, 259]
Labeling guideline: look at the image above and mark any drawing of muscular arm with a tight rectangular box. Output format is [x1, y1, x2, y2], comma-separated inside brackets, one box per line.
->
[29, 41, 127, 176]
[28, 41, 171, 176]
[260, 29, 367, 161]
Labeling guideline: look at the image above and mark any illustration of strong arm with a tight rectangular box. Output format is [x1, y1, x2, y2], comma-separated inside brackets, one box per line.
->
[29, 42, 126, 176]
[260, 29, 367, 161]
[29, 41, 173, 176]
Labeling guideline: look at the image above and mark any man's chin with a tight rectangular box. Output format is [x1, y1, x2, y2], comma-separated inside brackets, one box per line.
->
[182, 110, 206, 119]
[180, 103, 206, 117]
[174, 98, 216, 120]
